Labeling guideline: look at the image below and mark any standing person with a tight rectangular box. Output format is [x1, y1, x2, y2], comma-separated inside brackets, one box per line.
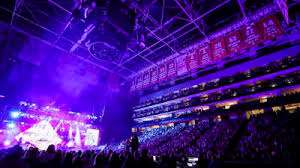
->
[62, 152, 73, 168]
[23, 147, 41, 168]
[138, 149, 156, 168]
[131, 134, 139, 153]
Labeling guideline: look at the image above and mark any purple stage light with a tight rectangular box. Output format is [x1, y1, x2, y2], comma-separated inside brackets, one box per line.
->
[10, 111, 21, 119]
[4, 140, 11, 146]
[7, 122, 16, 129]
[20, 101, 27, 106]
[67, 141, 75, 147]
[75, 126, 81, 146]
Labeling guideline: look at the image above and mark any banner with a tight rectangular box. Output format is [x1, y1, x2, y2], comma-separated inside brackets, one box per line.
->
[186, 50, 200, 70]
[167, 59, 177, 78]
[142, 70, 150, 88]
[225, 30, 244, 55]
[176, 55, 188, 75]
[211, 37, 227, 61]
[240, 23, 263, 49]
[259, 14, 283, 41]
[131, 14, 285, 90]
[198, 44, 213, 66]
[135, 74, 143, 89]
[158, 64, 167, 82]
[129, 77, 136, 92]
[150, 67, 158, 85]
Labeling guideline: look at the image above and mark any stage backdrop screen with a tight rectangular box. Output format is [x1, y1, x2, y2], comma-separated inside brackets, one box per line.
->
[84, 129, 100, 146]
[10, 120, 100, 150]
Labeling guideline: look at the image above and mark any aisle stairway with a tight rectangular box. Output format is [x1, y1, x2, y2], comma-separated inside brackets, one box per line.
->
[223, 118, 249, 159]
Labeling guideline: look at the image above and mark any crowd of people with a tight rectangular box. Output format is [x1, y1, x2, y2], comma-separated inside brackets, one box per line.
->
[138, 109, 300, 162]
[138, 120, 242, 159]
[234, 113, 299, 160]
[111, 108, 299, 164]
[0, 110, 299, 168]
[140, 111, 299, 161]
[0, 144, 160, 168]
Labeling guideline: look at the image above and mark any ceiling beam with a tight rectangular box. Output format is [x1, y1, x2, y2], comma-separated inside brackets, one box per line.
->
[119, 0, 231, 66]
[145, 27, 180, 55]
[45, 0, 138, 75]
[5, 0, 20, 45]
[106, 19, 130, 37]
[6, 24, 129, 79]
[173, 0, 208, 40]
[10, 0, 19, 27]
[48, 0, 72, 15]
[127, 48, 157, 66]
[237, 0, 248, 21]
[54, 17, 73, 44]
[0, 5, 134, 79]
[142, 26, 197, 58]
[128, 25, 198, 78]
[4, 0, 20, 60]
[145, 16, 190, 37]
[161, 0, 165, 27]
[134, 5, 179, 54]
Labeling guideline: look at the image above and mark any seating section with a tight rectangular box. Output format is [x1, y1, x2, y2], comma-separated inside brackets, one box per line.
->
[134, 90, 300, 126]
[134, 55, 300, 110]
[234, 113, 299, 160]
[133, 110, 300, 160]
[134, 70, 300, 118]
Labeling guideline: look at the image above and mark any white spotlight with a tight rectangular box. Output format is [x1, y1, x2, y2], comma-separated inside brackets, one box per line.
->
[10, 111, 21, 119]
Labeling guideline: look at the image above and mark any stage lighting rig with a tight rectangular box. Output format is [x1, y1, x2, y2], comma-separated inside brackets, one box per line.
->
[71, 0, 110, 27]
[88, 39, 122, 62]
[134, 17, 147, 48]
[71, 0, 124, 63]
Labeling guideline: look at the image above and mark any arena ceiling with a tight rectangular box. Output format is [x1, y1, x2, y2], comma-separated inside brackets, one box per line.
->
[0, 0, 278, 80]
